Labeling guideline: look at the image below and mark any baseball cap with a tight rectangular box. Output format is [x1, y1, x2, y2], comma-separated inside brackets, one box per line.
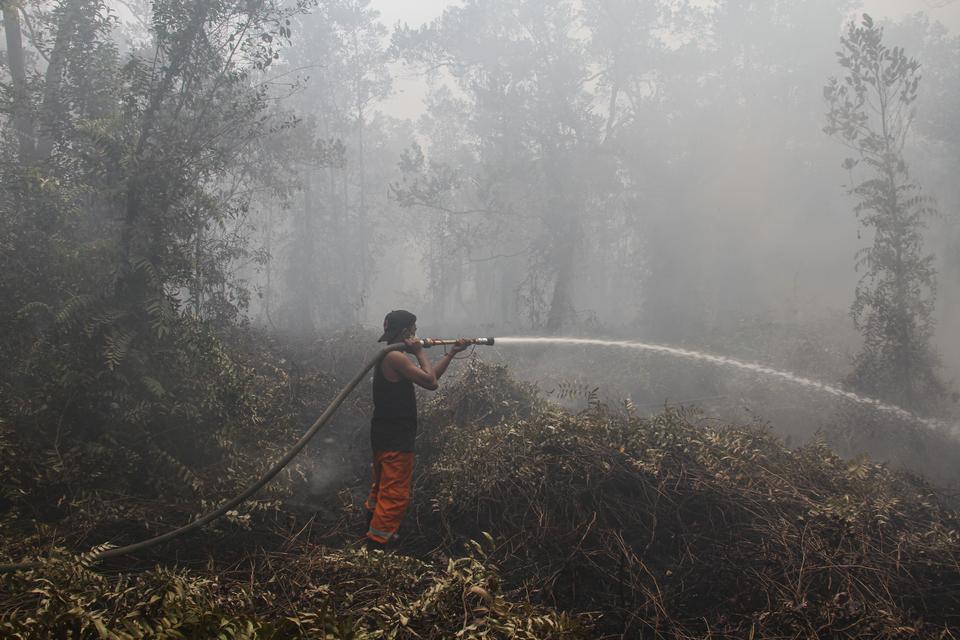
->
[377, 309, 417, 342]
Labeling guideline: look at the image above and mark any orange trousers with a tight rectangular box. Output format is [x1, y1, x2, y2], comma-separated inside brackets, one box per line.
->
[364, 451, 414, 544]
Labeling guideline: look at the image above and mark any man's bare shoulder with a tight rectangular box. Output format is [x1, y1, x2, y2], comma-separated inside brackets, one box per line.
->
[382, 350, 411, 375]
[383, 350, 410, 366]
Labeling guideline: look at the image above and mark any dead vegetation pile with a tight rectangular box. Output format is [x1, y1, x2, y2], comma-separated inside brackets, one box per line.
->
[3, 354, 960, 638]
[413, 360, 960, 638]
[0, 540, 586, 638]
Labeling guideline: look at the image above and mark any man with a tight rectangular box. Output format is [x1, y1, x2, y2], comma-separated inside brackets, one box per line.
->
[364, 309, 467, 548]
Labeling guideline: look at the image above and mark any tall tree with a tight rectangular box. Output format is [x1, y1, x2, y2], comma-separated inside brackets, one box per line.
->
[276, 0, 391, 332]
[394, 0, 610, 331]
[824, 14, 945, 411]
[0, 0, 303, 443]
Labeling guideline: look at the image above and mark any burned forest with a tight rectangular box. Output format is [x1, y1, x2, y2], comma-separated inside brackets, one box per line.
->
[1, 0, 960, 638]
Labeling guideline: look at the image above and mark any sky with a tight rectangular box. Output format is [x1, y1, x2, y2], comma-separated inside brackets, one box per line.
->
[371, 0, 960, 31]
[371, 0, 453, 29]
[370, 0, 960, 120]
[865, 0, 960, 28]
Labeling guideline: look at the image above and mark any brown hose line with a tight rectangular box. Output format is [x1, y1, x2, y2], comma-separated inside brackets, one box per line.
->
[0, 344, 401, 574]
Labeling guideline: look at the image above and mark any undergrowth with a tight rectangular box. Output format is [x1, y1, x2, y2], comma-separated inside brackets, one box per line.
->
[1, 355, 959, 638]
[415, 360, 960, 638]
[0, 541, 585, 638]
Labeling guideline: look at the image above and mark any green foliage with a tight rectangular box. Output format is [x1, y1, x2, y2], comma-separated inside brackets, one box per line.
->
[2, 3, 959, 638]
[0, 319, 334, 564]
[0, 0, 329, 567]
[422, 357, 547, 429]
[824, 14, 947, 412]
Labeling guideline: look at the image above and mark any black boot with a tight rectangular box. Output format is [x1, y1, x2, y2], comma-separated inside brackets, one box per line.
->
[365, 537, 386, 553]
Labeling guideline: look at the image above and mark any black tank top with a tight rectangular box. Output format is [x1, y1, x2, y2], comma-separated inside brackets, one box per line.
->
[371, 359, 418, 452]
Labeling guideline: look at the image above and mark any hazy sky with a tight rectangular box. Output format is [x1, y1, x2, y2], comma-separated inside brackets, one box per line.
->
[865, 0, 960, 27]
[371, 0, 451, 29]
[370, 0, 960, 119]
[371, 0, 960, 32]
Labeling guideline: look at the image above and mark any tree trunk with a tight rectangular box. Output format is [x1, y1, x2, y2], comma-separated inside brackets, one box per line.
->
[544, 164, 580, 333]
[34, 0, 84, 160]
[355, 100, 368, 321]
[118, 3, 208, 290]
[886, 166, 913, 410]
[545, 242, 575, 333]
[545, 199, 578, 333]
[2, 4, 36, 162]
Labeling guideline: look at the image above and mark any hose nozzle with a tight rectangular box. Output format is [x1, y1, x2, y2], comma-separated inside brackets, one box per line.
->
[419, 337, 495, 348]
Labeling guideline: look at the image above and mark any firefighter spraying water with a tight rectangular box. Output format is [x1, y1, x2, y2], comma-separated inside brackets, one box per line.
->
[4, 325, 950, 573]
[365, 310, 474, 548]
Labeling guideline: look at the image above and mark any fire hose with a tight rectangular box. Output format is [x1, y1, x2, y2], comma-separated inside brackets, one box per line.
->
[0, 337, 494, 574]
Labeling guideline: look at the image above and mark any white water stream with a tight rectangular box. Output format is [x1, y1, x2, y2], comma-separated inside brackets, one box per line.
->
[496, 336, 959, 438]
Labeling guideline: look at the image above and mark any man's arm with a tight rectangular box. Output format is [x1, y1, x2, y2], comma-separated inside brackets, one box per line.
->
[384, 345, 438, 390]
[432, 338, 469, 381]
[384, 338, 468, 391]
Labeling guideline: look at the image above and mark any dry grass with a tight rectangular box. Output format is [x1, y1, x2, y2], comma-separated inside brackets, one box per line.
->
[2, 357, 959, 638]
[411, 360, 960, 638]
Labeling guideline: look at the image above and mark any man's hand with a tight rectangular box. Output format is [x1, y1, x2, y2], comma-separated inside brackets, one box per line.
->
[389, 337, 469, 390]
[448, 337, 470, 355]
[404, 337, 423, 355]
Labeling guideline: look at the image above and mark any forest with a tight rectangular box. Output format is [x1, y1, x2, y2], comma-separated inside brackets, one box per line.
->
[1, 0, 959, 637]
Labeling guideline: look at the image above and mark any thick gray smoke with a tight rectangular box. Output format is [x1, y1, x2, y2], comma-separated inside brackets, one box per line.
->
[127, 0, 956, 479]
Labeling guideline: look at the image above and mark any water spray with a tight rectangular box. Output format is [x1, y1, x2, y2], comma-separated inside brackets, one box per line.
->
[496, 336, 959, 437]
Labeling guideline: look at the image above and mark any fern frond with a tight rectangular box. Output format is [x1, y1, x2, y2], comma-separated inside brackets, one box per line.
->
[56, 294, 97, 327]
[16, 301, 53, 319]
[142, 376, 167, 399]
[83, 307, 125, 337]
[155, 449, 204, 494]
[76, 542, 116, 569]
[145, 295, 176, 339]
[104, 328, 134, 370]
[131, 255, 161, 287]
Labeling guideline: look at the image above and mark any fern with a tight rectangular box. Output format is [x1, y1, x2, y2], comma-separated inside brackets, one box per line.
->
[144, 295, 175, 339]
[16, 301, 53, 320]
[103, 328, 134, 370]
[122, 399, 152, 427]
[155, 449, 204, 495]
[130, 255, 161, 288]
[83, 307, 124, 337]
[141, 376, 167, 399]
[75, 542, 116, 570]
[55, 294, 97, 328]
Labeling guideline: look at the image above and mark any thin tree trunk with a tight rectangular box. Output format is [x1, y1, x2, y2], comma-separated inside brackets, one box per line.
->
[356, 101, 368, 321]
[545, 197, 578, 334]
[545, 241, 576, 333]
[544, 164, 579, 333]
[2, 4, 36, 162]
[118, 3, 208, 288]
[885, 164, 913, 410]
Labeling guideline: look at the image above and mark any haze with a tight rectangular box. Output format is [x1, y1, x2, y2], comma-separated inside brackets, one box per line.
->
[3, 0, 959, 478]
